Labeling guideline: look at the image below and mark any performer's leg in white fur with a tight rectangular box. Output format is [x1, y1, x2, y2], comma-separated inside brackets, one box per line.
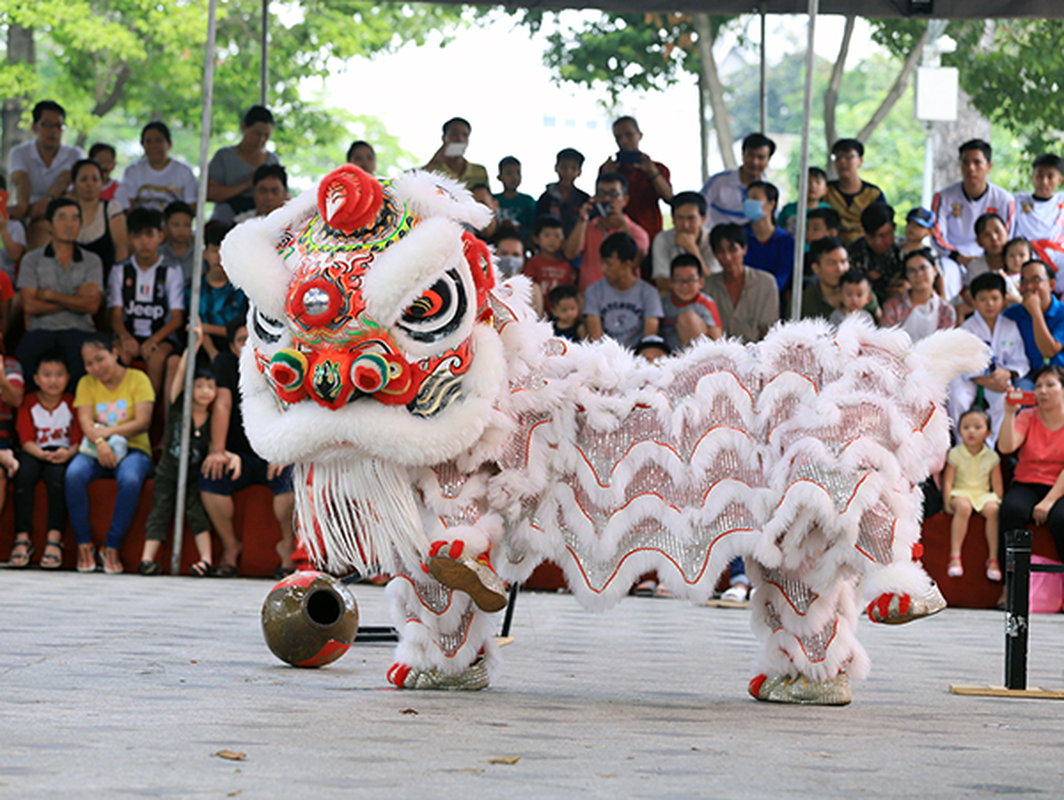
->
[384, 572, 501, 690]
[746, 557, 865, 705]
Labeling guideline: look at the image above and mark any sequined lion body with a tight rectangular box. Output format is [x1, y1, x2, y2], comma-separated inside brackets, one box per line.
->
[222, 165, 987, 703]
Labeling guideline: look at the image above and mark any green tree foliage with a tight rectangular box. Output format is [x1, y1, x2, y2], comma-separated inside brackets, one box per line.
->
[1, 0, 467, 176]
[946, 20, 1064, 159]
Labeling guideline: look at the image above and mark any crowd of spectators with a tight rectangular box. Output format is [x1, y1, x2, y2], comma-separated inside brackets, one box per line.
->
[5, 98, 1064, 595]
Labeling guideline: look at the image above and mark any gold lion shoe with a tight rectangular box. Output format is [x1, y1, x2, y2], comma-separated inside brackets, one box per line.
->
[429, 553, 509, 613]
[749, 672, 852, 705]
[390, 658, 490, 691]
[867, 582, 947, 625]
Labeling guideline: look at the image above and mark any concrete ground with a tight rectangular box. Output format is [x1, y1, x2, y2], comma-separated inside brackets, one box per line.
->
[1, 570, 1063, 798]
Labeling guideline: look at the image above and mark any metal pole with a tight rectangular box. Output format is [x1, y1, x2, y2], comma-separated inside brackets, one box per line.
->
[1004, 528, 1031, 691]
[789, 0, 818, 322]
[921, 121, 935, 209]
[170, 0, 218, 576]
[759, 10, 768, 135]
[260, 0, 269, 107]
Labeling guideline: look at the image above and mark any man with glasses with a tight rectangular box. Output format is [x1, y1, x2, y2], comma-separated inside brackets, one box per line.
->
[650, 191, 717, 294]
[823, 138, 887, 246]
[8, 100, 85, 249]
[564, 172, 650, 294]
[1004, 259, 1064, 382]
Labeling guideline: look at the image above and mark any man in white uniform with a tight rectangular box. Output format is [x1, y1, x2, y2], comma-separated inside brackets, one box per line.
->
[931, 139, 1015, 302]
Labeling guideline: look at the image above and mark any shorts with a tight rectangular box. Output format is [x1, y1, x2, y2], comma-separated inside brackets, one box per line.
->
[199, 450, 293, 496]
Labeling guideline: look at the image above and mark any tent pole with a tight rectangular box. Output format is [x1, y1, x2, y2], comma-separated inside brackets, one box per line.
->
[759, 9, 767, 134]
[261, 0, 269, 106]
[171, 0, 219, 577]
[789, 0, 817, 322]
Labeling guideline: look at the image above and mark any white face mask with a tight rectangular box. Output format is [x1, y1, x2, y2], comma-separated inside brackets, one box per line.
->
[495, 255, 523, 278]
[444, 142, 468, 158]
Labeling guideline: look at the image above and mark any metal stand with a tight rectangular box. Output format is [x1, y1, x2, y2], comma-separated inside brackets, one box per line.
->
[949, 528, 1064, 700]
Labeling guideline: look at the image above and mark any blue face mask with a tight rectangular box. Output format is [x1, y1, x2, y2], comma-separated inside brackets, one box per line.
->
[743, 198, 765, 222]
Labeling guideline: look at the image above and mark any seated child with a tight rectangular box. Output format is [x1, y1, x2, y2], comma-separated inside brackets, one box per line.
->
[1001, 237, 1030, 304]
[948, 272, 1028, 444]
[524, 215, 575, 316]
[660, 253, 722, 352]
[494, 156, 536, 235]
[584, 232, 662, 349]
[138, 326, 238, 577]
[160, 200, 196, 285]
[11, 351, 80, 569]
[470, 183, 498, 241]
[779, 166, 829, 237]
[942, 408, 1003, 581]
[829, 269, 876, 327]
[902, 207, 935, 255]
[346, 140, 377, 175]
[109, 207, 186, 398]
[548, 284, 585, 342]
[959, 212, 1009, 319]
[198, 222, 246, 361]
[1012, 153, 1064, 276]
[634, 334, 670, 362]
[535, 148, 590, 238]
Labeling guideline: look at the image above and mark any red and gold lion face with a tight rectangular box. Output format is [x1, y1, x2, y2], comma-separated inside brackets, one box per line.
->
[222, 165, 517, 468]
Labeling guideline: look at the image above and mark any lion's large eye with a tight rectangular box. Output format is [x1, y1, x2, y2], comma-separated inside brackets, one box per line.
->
[397, 269, 467, 343]
[251, 303, 286, 344]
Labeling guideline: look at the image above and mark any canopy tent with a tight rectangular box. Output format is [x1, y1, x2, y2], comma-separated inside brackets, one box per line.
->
[169, 0, 1055, 571]
[428, 1, 1061, 16]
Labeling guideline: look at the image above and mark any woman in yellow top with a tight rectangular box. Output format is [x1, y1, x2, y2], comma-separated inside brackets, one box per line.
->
[65, 332, 155, 574]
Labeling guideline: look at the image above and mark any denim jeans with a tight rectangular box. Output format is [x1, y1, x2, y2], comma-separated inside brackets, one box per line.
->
[65, 450, 154, 549]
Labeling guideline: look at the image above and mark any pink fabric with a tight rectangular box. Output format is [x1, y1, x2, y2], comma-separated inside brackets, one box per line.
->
[576, 215, 650, 294]
[1014, 408, 1064, 485]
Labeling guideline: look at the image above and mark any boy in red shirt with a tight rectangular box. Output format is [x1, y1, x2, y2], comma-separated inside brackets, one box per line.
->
[523, 215, 574, 316]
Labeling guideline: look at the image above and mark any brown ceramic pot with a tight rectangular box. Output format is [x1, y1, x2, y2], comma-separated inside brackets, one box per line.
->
[261, 570, 359, 667]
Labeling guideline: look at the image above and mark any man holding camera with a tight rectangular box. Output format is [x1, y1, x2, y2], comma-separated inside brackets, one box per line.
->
[598, 116, 672, 240]
[564, 172, 650, 294]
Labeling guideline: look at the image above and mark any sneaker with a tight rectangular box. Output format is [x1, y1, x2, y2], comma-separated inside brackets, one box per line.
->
[721, 584, 749, 602]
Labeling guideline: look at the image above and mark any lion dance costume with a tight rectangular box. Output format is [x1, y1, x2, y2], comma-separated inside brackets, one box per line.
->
[222, 165, 986, 704]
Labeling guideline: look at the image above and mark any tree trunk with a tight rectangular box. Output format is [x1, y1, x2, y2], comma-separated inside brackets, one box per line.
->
[693, 12, 736, 171]
[3, 24, 35, 173]
[823, 15, 855, 179]
[698, 70, 709, 183]
[856, 24, 930, 143]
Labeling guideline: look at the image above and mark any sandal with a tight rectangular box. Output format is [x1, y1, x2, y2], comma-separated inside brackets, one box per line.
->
[986, 559, 1002, 582]
[212, 563, 237, 578]
[40, 539, 64, 570]
[9, 536, 33, 568]
[189, 560, 211, 578]
[137, 560, 162, 576]
[77, 543, 97, 573]
[947, 556, 964, 578]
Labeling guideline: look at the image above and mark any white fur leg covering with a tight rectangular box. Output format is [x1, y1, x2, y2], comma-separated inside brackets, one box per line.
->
[748, 560, 870, 683]
[386, 573, 502, 681]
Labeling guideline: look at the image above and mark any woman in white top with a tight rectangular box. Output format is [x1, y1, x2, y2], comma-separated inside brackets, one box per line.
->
[71, 159, 127, 272]
[115, 121, 198, 214]
[880, 247, 956, 340]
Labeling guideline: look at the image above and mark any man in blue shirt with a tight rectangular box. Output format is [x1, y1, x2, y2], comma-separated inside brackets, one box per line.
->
[1003, 259, 1064, 385]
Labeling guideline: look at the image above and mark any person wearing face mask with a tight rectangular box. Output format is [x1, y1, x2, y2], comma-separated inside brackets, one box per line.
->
[700, 133, 776, 230]
[423, 117, 490, 193]
[492, 229, 526, 280]
[742, 180, 796, 299]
